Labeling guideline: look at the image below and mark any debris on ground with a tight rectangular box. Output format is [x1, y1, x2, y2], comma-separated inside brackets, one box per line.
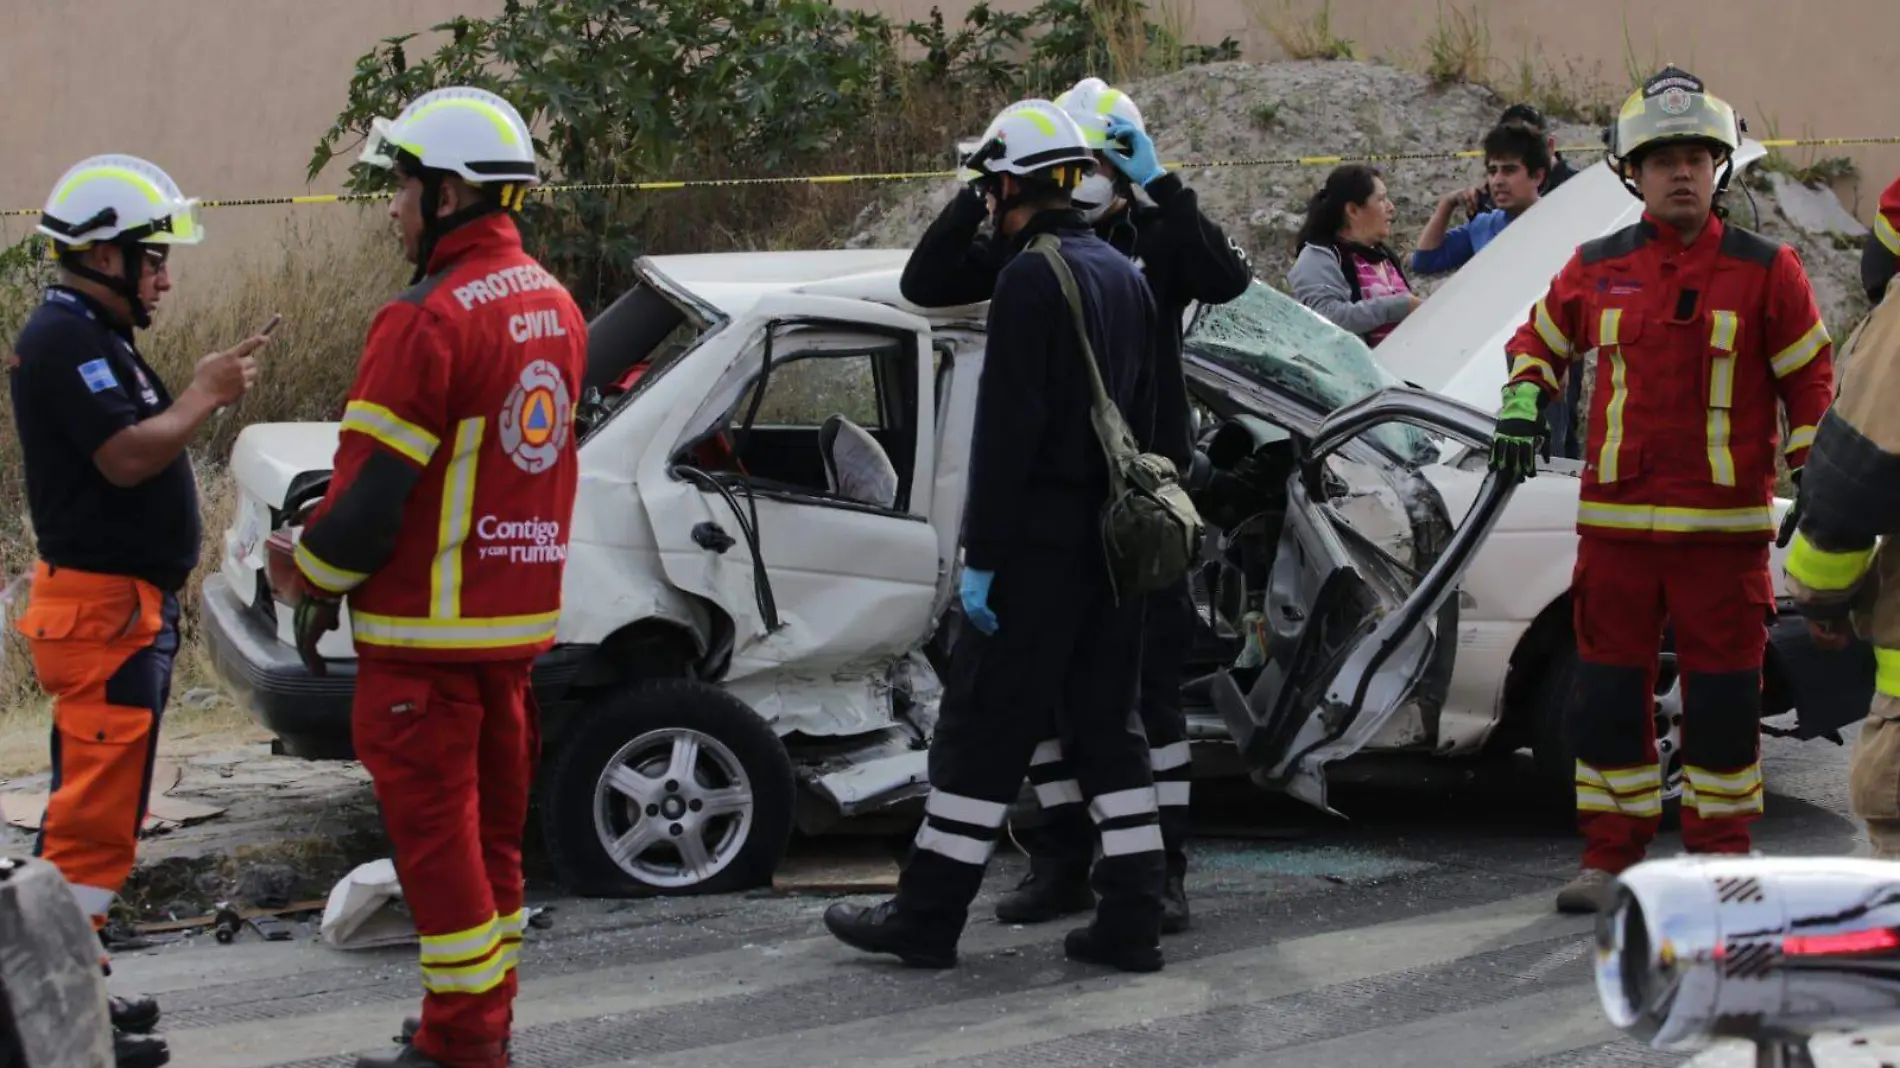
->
[1, 758, 225, 835]
[770, 843, 901, 896]
[320, 858, 416, 950]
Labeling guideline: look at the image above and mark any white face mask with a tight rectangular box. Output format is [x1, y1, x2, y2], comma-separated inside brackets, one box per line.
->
[1073, 173, 1117, 223]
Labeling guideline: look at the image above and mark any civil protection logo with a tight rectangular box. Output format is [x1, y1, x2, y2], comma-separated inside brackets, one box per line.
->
[499, 359, 572, 474]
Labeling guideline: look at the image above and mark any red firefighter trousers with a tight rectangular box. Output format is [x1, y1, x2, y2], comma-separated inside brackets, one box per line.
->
[1570, 538, 1774, 873]
[353, 657, 539, 1068]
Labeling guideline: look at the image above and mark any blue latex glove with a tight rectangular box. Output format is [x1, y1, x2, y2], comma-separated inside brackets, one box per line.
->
[960, 567, 998, 635]
[1104, 121, 1167, 188]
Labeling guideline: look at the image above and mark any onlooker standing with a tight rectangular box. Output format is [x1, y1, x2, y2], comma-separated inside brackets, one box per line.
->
[1411, 121, 1550, 276]
[1287, 164, 1419, 347]
[1470, 103, 1579, 217]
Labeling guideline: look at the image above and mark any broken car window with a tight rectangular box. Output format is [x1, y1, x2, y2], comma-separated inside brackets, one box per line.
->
[1185, 280, 1442, 466]
[735, 350, 887, 430]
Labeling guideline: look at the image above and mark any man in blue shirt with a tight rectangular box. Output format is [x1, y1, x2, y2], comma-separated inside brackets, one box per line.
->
[1411, 121, 1551, 276]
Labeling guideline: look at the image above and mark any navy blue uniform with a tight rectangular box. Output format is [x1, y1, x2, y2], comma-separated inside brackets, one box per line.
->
[10, 286, 199, 591]
[902, 178, 1250, 908]
[895, 210, 1172, 952]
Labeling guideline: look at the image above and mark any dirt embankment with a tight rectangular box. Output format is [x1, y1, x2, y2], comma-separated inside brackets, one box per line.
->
[852, 58, 1872, 339]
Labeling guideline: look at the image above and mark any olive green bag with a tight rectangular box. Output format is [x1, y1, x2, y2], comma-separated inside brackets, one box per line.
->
[1027, 233, 1205, 601]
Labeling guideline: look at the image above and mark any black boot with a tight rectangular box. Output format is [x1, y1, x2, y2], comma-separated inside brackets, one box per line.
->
[1064, 923, 1163, 973]
[109, 994, 161, 1035]
[1160, 875, 1190, 935]
[994, 858, 1095, 924]
[823, 899, 958, 969]
[114, 1031, 170, 1068]
[397, 1017, 509, 1055]
[356, 1045, 449, 1068]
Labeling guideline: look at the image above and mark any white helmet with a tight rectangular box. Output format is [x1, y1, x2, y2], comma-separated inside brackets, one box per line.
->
[1055, 79, 1148, 222]
[38, 154, 202, 251]
[1054, 77, 1148, 150]
[961, 99, 1097, 189]
[359, 86, 539, 192]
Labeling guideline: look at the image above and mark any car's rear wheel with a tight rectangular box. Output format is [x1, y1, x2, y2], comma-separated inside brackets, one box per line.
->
[542, 679, 796, 896]
[1531, 637, 1683, 828]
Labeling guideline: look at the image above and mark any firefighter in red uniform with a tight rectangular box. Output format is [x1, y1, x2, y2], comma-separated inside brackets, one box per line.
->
[1865, 173, 1900, 304]
[288, 87, 587, 1068]
[1490, 67, 1836, 914]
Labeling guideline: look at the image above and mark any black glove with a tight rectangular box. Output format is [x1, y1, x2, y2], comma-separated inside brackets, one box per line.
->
[294, 593, 342, 677]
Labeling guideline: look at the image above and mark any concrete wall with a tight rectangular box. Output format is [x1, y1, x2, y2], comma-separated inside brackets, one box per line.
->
[3, 0, 1893, 265]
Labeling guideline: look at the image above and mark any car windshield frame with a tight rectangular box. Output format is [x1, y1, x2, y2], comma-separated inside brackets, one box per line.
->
[1183, 280, 1446, 468]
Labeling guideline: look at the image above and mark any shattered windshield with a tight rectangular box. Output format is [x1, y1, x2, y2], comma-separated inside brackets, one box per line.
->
[1184, 281, 1443, 466]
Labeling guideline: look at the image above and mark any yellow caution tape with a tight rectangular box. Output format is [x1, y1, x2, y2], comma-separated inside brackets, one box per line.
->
[4, 135, 1898, 218]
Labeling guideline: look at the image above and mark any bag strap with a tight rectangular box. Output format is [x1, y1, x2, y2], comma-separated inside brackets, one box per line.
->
[1026, 233, 1142, 469]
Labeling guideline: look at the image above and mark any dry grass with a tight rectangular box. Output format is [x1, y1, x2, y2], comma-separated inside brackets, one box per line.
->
[0, 217, 404, 770]
[1423, 1, 1491, 86]
[1505, 51, 1618, 126]
[1257, 0, 1357, 61]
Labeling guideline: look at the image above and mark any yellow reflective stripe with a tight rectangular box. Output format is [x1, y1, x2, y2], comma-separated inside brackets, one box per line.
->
[1785, 424, 1817, 455]
[1575, 761, 1663, 817]
[421, 951, 510, 995]
[1785, 532, 1876, 592]
[341, 401, 441, 466]
[1576, 762, 1663, 793]
[432, 417, 483, 619]
[1879, 211, 1900, 257]
[352, 610, 561, 650]
[1771, 321, 1829, 378]
[1877, 648, 1900, 698]
[293, 540, 368, 594]
[1684, 763, 1763, 795]
[1709, 310, 1739, 353]
[405, 98, 521, 146]
[1706, 408, 1735, 486]
[1597, 352, 1629, 484]
[55, 166, 165, 206]
[1511, 354, 1559, 390]
[1577, 502, 1776, 534]
[419, 917, 499, 965]
[498, 909, 527, 940]
[1534, 299, 1572, 357]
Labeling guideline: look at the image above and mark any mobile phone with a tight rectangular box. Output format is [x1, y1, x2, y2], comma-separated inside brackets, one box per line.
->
[259, 313, 283, 337]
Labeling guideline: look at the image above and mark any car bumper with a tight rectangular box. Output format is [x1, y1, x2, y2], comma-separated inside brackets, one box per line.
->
[200, 574, 588, 761]
[1769, 598, 1876, 739]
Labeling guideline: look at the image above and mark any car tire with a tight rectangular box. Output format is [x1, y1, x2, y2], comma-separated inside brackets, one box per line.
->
[541, 678, 796, 897]
[1531, 639, 1683, 831]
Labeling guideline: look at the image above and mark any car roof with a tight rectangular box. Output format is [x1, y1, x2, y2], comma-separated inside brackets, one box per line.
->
[642, 248, 970, 322]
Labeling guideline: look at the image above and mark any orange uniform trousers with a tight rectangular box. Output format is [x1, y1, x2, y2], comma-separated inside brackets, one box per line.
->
[18, 562, 179, 927]
[354, 657, 538, 1068]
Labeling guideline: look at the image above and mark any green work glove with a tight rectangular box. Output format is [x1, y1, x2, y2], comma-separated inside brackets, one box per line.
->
[1489, 381, 1549, 481]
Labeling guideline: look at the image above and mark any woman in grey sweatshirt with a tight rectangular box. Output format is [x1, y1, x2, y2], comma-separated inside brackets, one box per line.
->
[1287, 164, 1419, 347]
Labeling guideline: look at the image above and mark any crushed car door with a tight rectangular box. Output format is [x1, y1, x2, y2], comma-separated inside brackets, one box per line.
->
[634, 293, 942, 682]
[1212, 387, 1516, 814]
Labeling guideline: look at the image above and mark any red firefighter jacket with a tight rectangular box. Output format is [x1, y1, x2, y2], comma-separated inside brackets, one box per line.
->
[1504, 212, 1835, 542]
[1881, 177, 1900, 259]
[295, 215, 588, 661]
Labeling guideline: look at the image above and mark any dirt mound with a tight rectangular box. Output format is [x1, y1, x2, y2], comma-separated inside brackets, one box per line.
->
[849, 58, 1871, 338]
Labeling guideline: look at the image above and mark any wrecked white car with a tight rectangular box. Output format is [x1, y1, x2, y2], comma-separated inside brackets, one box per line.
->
[203, 139, 1872, 896]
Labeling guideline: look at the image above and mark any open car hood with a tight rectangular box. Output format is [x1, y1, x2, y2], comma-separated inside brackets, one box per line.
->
[1370, 140, 1771, 416]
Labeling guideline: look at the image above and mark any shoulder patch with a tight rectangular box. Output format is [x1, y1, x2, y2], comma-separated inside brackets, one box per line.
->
[1580, 223, 1650, 265]
[1719, 224, 1783, 267]
[396, 268, 455, 307]
[76, 358, 119, 394]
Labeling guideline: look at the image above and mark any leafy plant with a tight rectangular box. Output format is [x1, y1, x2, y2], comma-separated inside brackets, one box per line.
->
[312, 0, 1237, 315]
[1424, 0, 1491, 86]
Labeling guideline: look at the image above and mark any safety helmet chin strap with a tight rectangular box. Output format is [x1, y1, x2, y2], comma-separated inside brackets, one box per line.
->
[43, 206, 158, 329]
[399, 153, 509, 285]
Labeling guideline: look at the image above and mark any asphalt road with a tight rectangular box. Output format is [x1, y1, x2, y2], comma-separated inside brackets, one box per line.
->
[108, 725, 1868, 1068]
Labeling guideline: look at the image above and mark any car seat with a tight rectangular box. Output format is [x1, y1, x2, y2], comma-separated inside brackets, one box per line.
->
[818, 414, 898, 510]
